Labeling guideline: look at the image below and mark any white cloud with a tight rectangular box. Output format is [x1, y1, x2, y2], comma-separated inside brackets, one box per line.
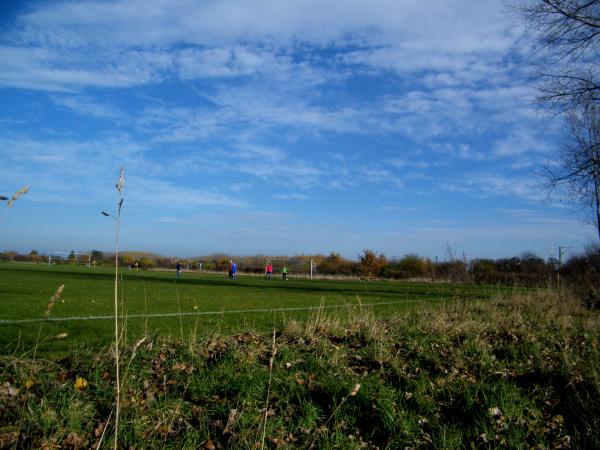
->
[380, 206, 422, 211]
[493, 127, 554, 157]
[156, 216, 183, 223]
[229, 182, 252, 193]
[442, 172, 545, 202]
[0, 46, 166, 91]
[0, 135, 246, 210]
[387, 158, 429, 169]
[0, 0, 520, 93]
[273, 193, 308, 200]
[51, 95, 125, 120]
[11, 0, 513, 50]
[128, 176, 247, 209]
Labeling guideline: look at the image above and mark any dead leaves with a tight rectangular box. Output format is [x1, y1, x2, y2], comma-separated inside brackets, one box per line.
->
[171, 361, 195, 374]
[233, 332, 262, 345]
[0, 426, 20, 449]
[63, 432, 87, 449]
[0, 383, 20, 410]
[93, 421, 107, 439]
[223, 408, 238, 436]
[203, 440, 216, 450]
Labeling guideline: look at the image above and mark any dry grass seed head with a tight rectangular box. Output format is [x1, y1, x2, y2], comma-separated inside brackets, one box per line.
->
[45, 285, 64, 319]
[6, 184, 29, 207]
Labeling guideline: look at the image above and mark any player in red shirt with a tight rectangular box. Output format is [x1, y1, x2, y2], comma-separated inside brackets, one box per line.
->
[265, 261, 273, 280]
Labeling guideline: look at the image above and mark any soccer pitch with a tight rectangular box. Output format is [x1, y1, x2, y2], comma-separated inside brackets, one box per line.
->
[0, 263, 515, 355]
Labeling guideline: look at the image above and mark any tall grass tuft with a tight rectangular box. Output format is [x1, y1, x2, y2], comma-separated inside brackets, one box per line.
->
[112, 167, 125, 449]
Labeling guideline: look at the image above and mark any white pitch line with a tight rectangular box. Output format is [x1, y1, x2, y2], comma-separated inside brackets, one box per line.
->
[0, 299, 427, 325]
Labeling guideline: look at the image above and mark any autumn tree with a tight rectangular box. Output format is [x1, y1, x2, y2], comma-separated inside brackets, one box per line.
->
[359, 249, 387, 278]
[91, 249, 104, 263]
[121, 254, 135, 267]
[138, 257, 155, 269]
[28, 249, 42, 263]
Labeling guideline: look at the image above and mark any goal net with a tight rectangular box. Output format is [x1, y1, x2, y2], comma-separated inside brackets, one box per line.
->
[262, 258, 315, 279]
[48, 251, 92, 267]
[195, 256, 316, 279]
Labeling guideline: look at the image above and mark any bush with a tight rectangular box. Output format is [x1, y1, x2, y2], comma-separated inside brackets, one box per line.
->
[562, 246, 600, 307]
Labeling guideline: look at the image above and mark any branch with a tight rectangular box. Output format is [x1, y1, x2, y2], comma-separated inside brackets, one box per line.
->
[542, 0, 600, 30]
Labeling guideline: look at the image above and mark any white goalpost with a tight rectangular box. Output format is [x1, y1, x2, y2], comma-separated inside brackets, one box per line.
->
[48, 251, 92, 268]
[266, 258, 316, 280]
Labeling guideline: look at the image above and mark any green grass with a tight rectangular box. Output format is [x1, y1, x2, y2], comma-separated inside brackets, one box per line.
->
[1, 288, 599, 448]
[0, 262, 517, 355]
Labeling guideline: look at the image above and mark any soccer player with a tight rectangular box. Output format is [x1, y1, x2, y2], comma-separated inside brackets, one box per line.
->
[228, 260, 233, 280]
[265, 261, 273, 280]
[176, 261, 182, 277]
[232, 261, 237, 280]
[282, 266, 288, 280]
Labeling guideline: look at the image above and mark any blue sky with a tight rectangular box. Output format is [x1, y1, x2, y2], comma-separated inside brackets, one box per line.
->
[0, 0, 596, 260]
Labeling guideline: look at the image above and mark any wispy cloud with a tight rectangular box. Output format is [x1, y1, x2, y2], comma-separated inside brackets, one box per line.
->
[441, 172, 545, 202]
[493, 127, 554, 157]
[273, 193, 308, 200]
[128, 176, 247, 210]
[380, 206, 422, 212]
[1, 0, 591, 258]
[51, 95, 126, 120]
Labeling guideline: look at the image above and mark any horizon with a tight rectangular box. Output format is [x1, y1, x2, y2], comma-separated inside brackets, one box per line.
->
[1, 0, 597, 260]
[0, 246, 585, 263]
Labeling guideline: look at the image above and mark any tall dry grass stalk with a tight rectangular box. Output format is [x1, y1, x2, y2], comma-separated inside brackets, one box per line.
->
[96, 410, 113, 450]
[261, 327, 277, 450]
[175, 281, 184, 342]
[113, 167, 125, 449]
[122, 336, 147, 383]
[142, 279, 149, 337]
[5, 184, 29, 208]
[32, 284, 65, 361]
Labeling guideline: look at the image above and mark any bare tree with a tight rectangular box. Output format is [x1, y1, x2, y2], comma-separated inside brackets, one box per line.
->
[515, 1, 600, 238]
[515, 1, 600, 110]
[549, 99, 600, 237]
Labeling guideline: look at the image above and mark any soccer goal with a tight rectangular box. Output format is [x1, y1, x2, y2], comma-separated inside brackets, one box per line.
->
[48, 251, 92, 268]
[265, 258, 316, 280]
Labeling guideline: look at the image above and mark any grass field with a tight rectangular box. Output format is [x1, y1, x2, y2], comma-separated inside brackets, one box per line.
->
[0, 262, 517, 355]
[2, 262, 599, 448]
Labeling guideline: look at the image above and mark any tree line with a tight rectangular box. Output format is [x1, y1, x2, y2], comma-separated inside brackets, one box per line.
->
[2, 246, 597, 290]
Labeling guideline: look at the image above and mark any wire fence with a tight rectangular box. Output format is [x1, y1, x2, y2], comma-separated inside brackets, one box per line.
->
[0, 299, 425, 325]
